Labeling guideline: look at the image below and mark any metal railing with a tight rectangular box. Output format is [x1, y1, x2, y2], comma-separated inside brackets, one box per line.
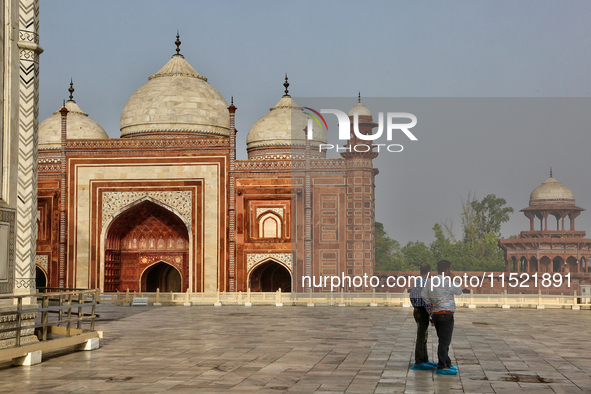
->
[0, 288, 99, 351]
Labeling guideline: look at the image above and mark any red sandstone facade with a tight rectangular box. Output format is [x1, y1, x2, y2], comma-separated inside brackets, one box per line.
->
[499, 173, 591, 275]
[35, 48, 378, 293]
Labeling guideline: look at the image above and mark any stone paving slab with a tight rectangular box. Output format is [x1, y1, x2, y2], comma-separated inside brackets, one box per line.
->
[0, 306, 589, 393]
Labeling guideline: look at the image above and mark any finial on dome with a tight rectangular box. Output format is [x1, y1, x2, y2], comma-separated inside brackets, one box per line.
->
[358, 92, 361, 103]
[231, 96, 234, 105]
[550, 167, 553, 178]
[175, 31, 181, 55]
[63, 99, 65, 106]
[68, 79, 75, 101]
[283, 73, 290, 97]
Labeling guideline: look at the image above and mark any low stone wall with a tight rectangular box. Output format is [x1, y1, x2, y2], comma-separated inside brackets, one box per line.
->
[0, 305, 39, 349]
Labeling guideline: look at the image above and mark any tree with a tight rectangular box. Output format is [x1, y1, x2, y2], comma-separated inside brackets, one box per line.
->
[471, 194, 514, 239]
[402, 240, 434, 269]
[375, 222, 408, 271]
[432, 193, 513, 271]
[430, 223, 455, 262]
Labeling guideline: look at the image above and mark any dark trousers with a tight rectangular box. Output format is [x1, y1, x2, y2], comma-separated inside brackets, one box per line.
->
[413, 307, 430, 364]
[432, 313, 454, 369]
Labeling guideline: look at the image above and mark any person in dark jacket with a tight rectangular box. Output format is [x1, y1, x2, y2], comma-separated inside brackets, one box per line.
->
[409, 263, 437, 370]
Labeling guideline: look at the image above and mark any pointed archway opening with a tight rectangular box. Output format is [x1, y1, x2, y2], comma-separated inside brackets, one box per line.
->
[249, 260, 291, 292]
[553, 256, 564, 273]
[566, 256, 578, 273]
[36, 266, 47, 289]
[540, 256, 551, 273]
[105, 200, 189, 292]
[141, 262, 181, 292]
[529, 256, 538, 272]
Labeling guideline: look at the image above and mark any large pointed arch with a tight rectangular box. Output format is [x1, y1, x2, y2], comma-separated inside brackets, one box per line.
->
[102, 196, 191, 234]
[100, 199, 190, 292]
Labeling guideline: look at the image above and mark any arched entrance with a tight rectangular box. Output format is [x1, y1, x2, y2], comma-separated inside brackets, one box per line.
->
[35, 266, 47, 289]
[104, 200, 189, 292]
[249, 260, 291, 292]
[529, 256, 538, 272]
[510, 256, 517, 272]
[553, 256, 564, 273]
[141, 262, 181, 292]
[566, 256, 578, 273]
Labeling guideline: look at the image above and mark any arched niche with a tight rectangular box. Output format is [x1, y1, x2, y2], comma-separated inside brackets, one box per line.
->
[35, 266, 47, 290]
[103, 200, 189, 292]
[248, 259, 292, 292]
[258, 212, 282, 238]
[552, 256, 564, 273]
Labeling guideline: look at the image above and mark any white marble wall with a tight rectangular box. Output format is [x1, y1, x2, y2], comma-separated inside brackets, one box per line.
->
[0, 0, 42, 296]
[73, 159, 223, 292]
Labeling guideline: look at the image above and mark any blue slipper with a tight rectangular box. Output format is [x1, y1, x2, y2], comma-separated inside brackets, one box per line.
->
[435, 367, 458, 375]
[424, 362, 438, 368]
[411, 363, 436, 370]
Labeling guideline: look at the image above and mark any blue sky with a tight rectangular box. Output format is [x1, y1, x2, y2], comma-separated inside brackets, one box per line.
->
[39, 1, 591, 244]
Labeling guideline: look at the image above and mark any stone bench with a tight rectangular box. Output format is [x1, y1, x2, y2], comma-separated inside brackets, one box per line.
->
[131, 297, 149, 306]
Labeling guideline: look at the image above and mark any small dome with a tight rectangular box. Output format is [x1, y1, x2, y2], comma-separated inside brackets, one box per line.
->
[120, 54, 229, 138]
[246, 95, 327, 153]
[530, 175, 574, 203]
[39, 100, 108, 150]
[347, 102, 372, 117]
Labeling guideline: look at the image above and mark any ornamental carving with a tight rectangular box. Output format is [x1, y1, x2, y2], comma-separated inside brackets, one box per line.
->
[234, 159, 352, 171]
[246, 253, 292, 272]
[19, 30, 39, 43]
[35, 254, 48, 272]
[38, 158, 61, 164]
[19, 49, 37, 62]
[256, 207, 284, 218]
[66, 138, 228, 150]
[102, 191, 192, 229]
[139, 254, 184, 272]
[38, 164, 61, 173]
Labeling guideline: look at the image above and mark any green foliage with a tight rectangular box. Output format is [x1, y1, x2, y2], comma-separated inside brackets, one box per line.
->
[374, 193, 513, 273]
[449, 193, 513, 271]
[374, 222, 408, 271]
[402, 241, 435, 270]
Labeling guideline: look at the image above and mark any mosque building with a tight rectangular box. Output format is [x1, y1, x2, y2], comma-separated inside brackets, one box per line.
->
[35, 37, 379, 293]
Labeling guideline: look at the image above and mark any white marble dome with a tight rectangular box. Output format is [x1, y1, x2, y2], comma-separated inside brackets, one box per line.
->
[246, 95, 327, 150]
[347, 102, 372, 117]
[120, 54, 229, 138]
[39, 100, 108, 150]
[530, 175, 574, 203]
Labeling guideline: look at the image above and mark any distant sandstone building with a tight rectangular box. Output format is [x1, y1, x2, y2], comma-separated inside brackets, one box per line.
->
[499, 171, 591, 275]
[35, 38, 378, 293]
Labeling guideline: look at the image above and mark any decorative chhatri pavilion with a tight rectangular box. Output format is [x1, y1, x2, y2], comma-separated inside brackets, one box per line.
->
[499, 170, 591, 274]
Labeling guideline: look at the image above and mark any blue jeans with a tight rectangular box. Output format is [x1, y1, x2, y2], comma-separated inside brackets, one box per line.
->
[432, 313, 454, 369]
[413, 307, 430, 364]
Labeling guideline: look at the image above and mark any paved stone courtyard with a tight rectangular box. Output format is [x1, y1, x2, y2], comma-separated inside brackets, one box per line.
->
[0, 305, 589, 393]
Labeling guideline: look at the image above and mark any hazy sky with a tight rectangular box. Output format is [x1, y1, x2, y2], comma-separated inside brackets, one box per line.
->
[39, 1, 591, 245]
